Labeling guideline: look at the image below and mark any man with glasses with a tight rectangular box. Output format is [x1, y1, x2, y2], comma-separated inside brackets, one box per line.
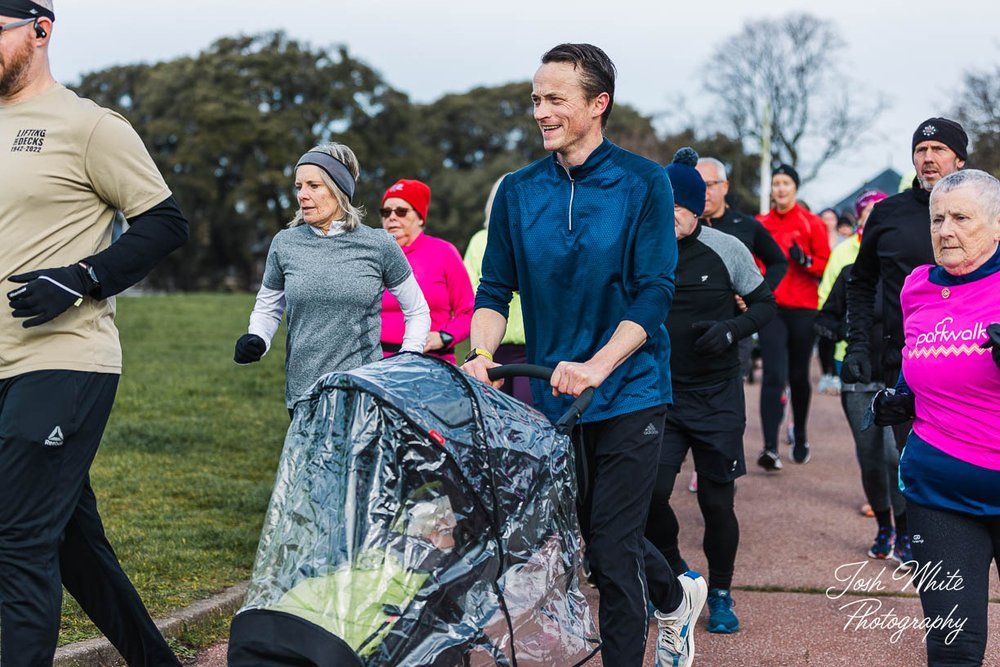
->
[0, 1, 188, 664]
[696, 157, 787, 380]
[464, 44, 705, 667]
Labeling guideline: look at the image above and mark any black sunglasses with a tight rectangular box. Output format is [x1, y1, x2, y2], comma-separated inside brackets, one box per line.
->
[380, 206, 414, 219]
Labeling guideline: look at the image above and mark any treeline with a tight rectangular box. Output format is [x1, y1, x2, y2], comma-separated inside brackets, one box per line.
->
[73, 31, 757, 291]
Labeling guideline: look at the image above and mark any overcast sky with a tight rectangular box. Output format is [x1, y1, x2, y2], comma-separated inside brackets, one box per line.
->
[46, 0, 999, 209]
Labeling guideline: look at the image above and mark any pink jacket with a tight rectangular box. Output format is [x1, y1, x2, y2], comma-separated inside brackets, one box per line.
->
[381, 232, 474, 363]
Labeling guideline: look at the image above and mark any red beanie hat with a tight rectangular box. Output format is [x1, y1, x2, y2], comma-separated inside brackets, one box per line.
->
[383, 179, 431, 220]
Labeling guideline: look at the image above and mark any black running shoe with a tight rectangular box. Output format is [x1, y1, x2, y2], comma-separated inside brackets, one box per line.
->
[757, 449, 783, 471]
[791, 441, 811, 464]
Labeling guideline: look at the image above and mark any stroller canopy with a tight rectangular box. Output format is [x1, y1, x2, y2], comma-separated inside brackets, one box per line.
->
[229, 354, 598, 667]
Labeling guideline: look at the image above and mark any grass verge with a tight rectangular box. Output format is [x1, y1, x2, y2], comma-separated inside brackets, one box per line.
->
[58, 293, 289, 650]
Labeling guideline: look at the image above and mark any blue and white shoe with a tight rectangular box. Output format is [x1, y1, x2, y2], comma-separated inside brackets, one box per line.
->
[655, 571, 708, 667]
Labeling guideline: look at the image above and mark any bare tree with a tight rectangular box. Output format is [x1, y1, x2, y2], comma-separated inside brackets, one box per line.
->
[954, 65, 1000, 176]
[704, 13, 882, 184]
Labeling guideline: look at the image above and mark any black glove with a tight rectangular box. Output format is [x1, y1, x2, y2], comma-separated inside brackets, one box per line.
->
[841, 345, 872, 384]
[981, 322, 1000, 369]
[234, 334, 267, 364]
[814, 313, 843, 341]
[7, 264, 93, 328]
[692, 320, 736, 356]
[871, 387, 915, 427]
[788, 241, 813, 268]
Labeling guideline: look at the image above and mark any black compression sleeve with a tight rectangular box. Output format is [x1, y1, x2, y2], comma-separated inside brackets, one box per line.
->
[729, 281, 776, 340]
[82, 196, 189, 298]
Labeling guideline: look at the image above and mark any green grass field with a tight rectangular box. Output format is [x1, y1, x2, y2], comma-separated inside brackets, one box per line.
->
[58, 293, 290, 648]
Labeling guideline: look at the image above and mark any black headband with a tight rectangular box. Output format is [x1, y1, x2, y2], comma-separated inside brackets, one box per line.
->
[295, 151, 356, 202]
[0, 0, 54, 20]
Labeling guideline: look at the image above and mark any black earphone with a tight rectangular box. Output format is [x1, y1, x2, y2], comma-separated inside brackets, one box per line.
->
[34, 21, 46, 38]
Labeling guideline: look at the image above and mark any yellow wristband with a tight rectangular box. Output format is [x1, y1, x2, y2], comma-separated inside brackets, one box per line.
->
[464, 347, 494, 363]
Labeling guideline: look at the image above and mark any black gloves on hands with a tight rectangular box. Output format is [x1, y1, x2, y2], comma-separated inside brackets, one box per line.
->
[233, 334, 267, 365]
[981, 322, 1000, 370]
[692, 320, 736, 356]
[234, 334, 267, 364]
[814, 313, 843, 341]
[788, 242, 813, 269]
[7, 264, 92, 328]
[871, 387, 915, 427]
[841, 345, 872, 384]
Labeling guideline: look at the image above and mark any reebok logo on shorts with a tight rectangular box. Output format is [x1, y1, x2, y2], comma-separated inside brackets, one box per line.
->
[643, 423, 659, 436]
[43, 426, 64, 447]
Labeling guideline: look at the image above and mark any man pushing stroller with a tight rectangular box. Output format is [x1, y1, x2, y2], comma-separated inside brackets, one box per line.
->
[463, 43, 707, 667]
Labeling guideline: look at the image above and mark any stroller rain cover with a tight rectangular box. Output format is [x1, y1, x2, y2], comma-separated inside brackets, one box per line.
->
[228, 354, 599, 666]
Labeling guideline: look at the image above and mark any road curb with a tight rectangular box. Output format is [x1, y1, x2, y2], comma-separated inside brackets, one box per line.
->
[54, 581, 248, 667]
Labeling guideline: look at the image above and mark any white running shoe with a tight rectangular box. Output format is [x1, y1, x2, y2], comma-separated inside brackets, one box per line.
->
[655, 571, 708, 667]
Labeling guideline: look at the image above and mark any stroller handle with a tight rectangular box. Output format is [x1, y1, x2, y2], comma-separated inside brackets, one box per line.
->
[486, 364, 594, 434]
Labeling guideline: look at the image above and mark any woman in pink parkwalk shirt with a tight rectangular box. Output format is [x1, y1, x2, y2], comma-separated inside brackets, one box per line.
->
[379, 179, 474, 364]
[872, 169, 1000, 667]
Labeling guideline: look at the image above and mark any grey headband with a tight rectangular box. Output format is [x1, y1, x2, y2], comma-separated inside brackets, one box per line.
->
[295, 151, 356, 202]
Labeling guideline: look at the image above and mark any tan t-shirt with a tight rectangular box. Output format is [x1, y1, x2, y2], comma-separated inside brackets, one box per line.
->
[0, 84, 171, 378]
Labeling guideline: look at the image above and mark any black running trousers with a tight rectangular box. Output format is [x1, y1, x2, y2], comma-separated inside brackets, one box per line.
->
[573, 404, 681, 667]
[0, 370, 179, 666]
[907, 502, 1000, 667]
[758, 307, 817, 449]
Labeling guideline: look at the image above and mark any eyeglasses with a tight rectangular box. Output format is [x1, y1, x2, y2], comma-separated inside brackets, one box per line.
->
[380, 206, 414, 219]
[0, 18, 35, 36]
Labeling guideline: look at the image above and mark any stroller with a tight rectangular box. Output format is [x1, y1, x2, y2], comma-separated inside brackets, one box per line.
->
[228, 354, 599, 666]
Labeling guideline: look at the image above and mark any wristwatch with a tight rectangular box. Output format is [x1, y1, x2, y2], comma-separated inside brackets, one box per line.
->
[438, 331, 454, 349]
[463, 347, 494, 364]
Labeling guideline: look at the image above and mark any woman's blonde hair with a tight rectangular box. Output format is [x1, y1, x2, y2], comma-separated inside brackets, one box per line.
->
[287, 142, 364, 231]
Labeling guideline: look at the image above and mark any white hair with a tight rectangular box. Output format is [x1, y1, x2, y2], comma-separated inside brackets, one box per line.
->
[696, 157, 728, 181]
[930, 169, 1000, 223]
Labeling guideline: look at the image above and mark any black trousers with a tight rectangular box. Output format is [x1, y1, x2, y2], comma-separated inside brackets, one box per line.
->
[907, 502, 1000, 667]
[758, 307, 817, 449]
[573, 404, 680, 667]
[0, 370, 179, 666]
[646, 377, 745, 591]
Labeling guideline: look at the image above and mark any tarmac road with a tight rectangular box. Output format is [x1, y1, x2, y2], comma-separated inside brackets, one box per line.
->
[186, 376, 1000, 666]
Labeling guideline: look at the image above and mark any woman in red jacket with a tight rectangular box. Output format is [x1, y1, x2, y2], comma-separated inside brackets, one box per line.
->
[755, 164, 830, 469]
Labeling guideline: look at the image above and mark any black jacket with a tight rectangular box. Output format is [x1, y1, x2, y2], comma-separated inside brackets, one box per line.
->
[703, 207, 788, 292]
[817, 264, 885, 378]
[846, 178, 932, 372]
[668, 224, 776, 389]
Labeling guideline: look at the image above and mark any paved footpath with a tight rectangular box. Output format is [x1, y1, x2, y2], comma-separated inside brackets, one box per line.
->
[169, 378, 1000, 665]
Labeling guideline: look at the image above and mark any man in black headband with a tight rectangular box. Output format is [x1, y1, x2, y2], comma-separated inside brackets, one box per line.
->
[844, 117, 967, 566]
[0, 1, 187, 664]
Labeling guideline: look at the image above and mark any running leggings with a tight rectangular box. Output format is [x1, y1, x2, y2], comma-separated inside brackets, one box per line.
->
[906, 502, 1000, 666]
[840, 390, 905, 515]
[758, 307, 817, 450]
[646, 465, 739, 591]
[817, 337, 837, 376]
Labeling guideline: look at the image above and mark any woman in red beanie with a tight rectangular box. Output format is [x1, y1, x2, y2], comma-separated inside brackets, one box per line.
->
[755, 165, 831, 470]
[380, 179, 474, 364]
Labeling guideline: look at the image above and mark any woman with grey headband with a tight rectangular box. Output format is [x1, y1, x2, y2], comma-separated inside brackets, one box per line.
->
[233, 142, 430, 415]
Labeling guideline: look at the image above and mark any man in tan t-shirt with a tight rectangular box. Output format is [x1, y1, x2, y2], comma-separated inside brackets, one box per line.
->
[0, 2, 188, 664]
